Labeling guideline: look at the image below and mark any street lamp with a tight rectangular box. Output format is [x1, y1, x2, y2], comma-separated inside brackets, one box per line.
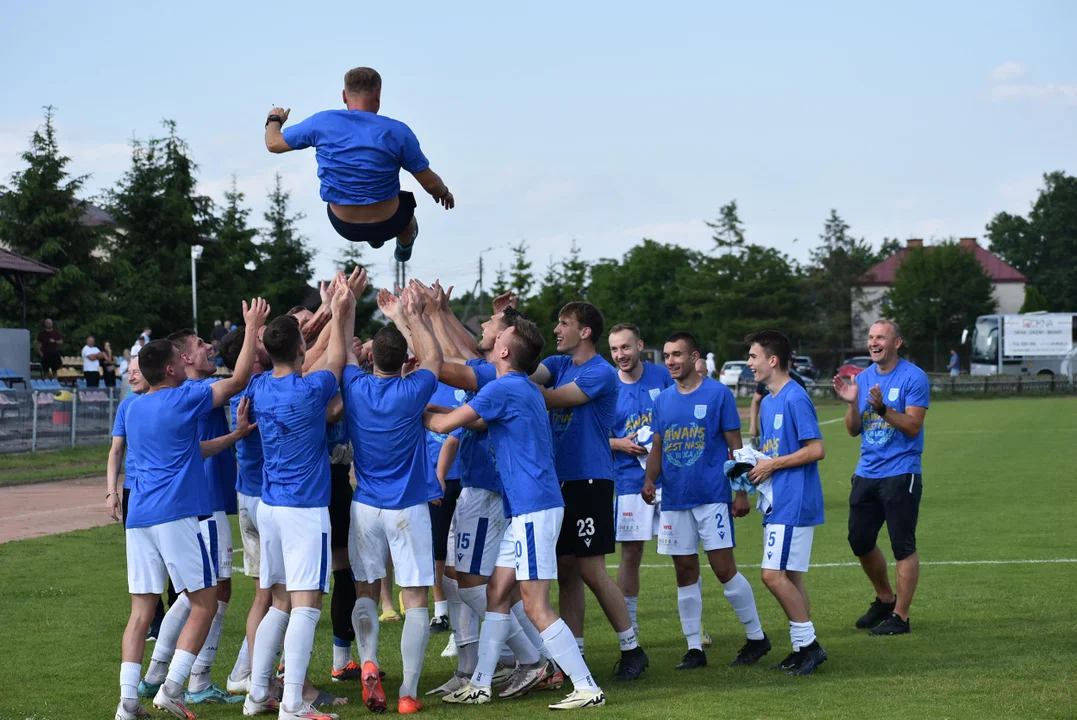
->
[191, 244, 204, 333]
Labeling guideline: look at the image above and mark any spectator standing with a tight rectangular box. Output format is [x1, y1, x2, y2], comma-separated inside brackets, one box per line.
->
[101, 342, 118, 388]
[81, 336, 104, 387]
[947, 349, 959, 376]
[130, 336, 146, 357]
[37, 318, 64, 379]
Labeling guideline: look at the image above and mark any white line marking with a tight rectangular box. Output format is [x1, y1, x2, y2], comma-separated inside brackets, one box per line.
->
[819, 417, 844, 426]
[612, 558, 1077, 570]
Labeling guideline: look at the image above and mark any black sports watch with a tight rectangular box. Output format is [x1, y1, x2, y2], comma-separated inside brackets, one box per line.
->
[266, 114, 283, 128]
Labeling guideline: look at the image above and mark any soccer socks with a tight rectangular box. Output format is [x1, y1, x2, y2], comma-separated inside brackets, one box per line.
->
[472, 612, 511, 689]
[790, 621, 816, 652]
[282, 606, 320, 712]
[506, 612, 542, 665]
[230, 636, 250, 682]
[722, 572, 765, 641]
[677, 583, 704, 651]
[147, 593, 191, 683]
[188, 600, 228, 692]
[458, 583, 488, 617]
[616, 628, 639, 651]
[351, 596, 380, 666]
[625, 595, 639, 633]
[576, 636, 585, 655]
[446, 577, 479, 675]
[511, 600, 550, 660]
[250, 606, 289, 703]
[331, 569, 356, 670]
[120, 661, 140, 710]
[434, 599, 449, 618]
[162, 649, 196, 698]
[400, 607, 430, 699]
[542, 619, 600, 692]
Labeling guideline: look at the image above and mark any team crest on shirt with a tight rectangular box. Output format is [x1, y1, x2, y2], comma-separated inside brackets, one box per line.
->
[774, 414, 783, 430]
[649, 388, 661, 401]
[694, 404, 707, 419]
[888, 387, 900, 402]
[455, 389, 467, 402]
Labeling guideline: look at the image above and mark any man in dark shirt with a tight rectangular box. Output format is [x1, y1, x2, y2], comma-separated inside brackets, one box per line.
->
[37, 318, 63, 379]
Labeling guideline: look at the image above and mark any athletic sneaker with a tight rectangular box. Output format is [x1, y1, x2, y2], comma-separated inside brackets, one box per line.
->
[701, 629, 713, 648]
[440, 633, 458, 657]
[226, 673, 251, 694]
[611, 646, 649, 681]
[397, 696, 422, 714]
[548, 689, 606, 710]
[241, 693, 279, 716]
[788, 640, 828, 676]
[360, 660, 387, 713]
[276, 663, 286, 680]
[730, 634, 772, 666]
[278, 703, 339, 719]
[115, 700, 151, 719]
[856, 596, 897, 629]
[185, 684, 244, 704]
[146, 621, 161, 642]
[491, 662, 516, 689]
[499, 660, 551, 699]
[331, 660, 363, 682]
[152, 688, 197, 719]
[425, 671, 470, 696]
[429, 615, 451, 634]
[441, 683, 491, 705]
[534, 667, 564, 691]
[137, 680, 160, 698]
[870, 613, 911, 636]
[675, 648, 707, 670]
[770, 652, 798, 671]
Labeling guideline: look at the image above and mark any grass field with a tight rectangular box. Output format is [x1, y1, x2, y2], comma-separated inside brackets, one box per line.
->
[0, 444, 109, 485]
[1, 397, 1075, 720]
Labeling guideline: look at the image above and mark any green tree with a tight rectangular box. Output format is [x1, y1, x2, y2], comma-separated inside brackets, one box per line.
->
[259, 173, 315, 312]
[877, 237, 903, 261]
[1019, 285, 1051, 313]
[521, 257, 567, 357]
[0, 108, 119, 343]
[198, 176, 260, 328]
[884, 241, 997, 370]
[706, 200, 746, 255]
[334, 243, 381, 338]
[560, 240, 589, 298]
[509, 240, 534, 298]
[986, 171, 1077, 311]
[490, 265, 509, 297]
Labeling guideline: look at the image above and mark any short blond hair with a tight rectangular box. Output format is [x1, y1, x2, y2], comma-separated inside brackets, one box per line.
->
[344, 67, 382, 95]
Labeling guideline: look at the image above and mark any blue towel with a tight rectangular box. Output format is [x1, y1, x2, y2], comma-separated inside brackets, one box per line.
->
[724, 459, 757, 495]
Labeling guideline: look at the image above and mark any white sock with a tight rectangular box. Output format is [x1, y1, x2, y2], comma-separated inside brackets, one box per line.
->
[250, 606, 289, 702]
[351, 596, 380, 666]
[457, 584, 488, 618]
[399, 607, 430, 699]
[162, 649, 196, 697]
[616, 627, 638, 652]
[333, 643, 352, 672]
[458, 639, 479, 676]
[120, 661, 140, 703]
[447, 578, 479, 674]
[499, 645, 516, 667]
[677, 583, 704, 651]
[511, 600, 550, 660]
[188, 600, 228, 691]
[148, 594, 191, 679]
[722, 572, 765, 641]
[434, 599, 448, 618]
[790, 621, 816, 652]
[542, 619, 600, 692]
[229, 636, 250, 681]
[575, 637, 585, 655]
[282, 607, 320, 712]
[472, 612, 511, 689]
[625, 595, 639, 633]
[506, 612, 542, 665]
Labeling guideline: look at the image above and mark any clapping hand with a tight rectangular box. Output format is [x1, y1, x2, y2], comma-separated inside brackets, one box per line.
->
[832, 375, 859, 404]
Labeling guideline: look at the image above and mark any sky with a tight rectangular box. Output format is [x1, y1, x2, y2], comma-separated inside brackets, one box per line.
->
[2, 1, 1075, 295]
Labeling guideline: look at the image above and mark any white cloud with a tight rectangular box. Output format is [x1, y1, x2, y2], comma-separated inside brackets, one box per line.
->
[989, 61, 1025, 82]
[990, 82, 1077, 105]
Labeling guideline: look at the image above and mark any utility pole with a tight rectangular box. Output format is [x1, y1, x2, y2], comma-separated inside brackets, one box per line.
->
[462, 247, 496, 322]
[191, 244, 204, 332]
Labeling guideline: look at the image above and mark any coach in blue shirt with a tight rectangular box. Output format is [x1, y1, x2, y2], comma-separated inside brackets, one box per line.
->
[832, 320, 930, 637]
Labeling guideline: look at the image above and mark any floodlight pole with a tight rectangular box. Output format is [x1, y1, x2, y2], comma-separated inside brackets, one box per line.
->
[191, 245, 204, 333]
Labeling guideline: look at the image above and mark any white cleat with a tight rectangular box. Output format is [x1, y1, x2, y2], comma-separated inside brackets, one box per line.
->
[491, 662, 516, 689]
[548, 689, 606, 710]
[227, 673, 251, 695]
[499, 659, 551, 699]
[151, 688, 197, 719]
[242, 693, 279, 716]
[441, 683, 492, 705]
[425, 671, 470, 696]
[115, 700, 151, 719]
[702, 629, 713, 648]
[277, 702, 338, 719]
[441, 633, 458, 658]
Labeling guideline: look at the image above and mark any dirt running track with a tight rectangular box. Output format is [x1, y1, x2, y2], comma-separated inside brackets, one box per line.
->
[0, 476, 115, 543]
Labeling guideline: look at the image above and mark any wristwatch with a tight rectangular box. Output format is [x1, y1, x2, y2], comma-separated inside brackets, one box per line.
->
[876, 404, 888, 416]
[265, 114, 283, 128]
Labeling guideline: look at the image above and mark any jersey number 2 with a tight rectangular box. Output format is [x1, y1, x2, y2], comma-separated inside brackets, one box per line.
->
[577, 518, 595, 537]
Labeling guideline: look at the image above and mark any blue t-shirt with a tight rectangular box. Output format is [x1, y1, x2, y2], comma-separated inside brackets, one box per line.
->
[468, 372, 564, 517]
[112, 394, 138, 490]
[343, 365, 442, 510]
[652, 378, 740, 511]
[193, 378, 238, 514]
[854, 359, 930, 478]
[425, 383, 472, 480]
[541, 354, 619, 482]
[457, 359, 502, 494]
[248, 370, 339, 508]
[282, 110, 430, 206]
[760, 380, 824, 527]
[230, 392, 264, 498]
[125, 383, 215, 529]
[612, 362, 674, 496]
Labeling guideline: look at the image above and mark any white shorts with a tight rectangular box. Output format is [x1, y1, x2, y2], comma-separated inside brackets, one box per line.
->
[126, 517, 216, 595]
[615, 488, 662, 542]
[237, 493, 261, 578]
[199, 510, 234, 580]
[258, 504, 331, 593]
[447, 487, 508, 577]
[349, 501, 435, 588]
[761, 524, 815, 573]
[658, 502, 735, 556]
[496, 507, 564, 581]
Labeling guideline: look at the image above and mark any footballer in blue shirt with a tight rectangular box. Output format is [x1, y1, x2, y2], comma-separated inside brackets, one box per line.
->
[746, 329, 828, 677]
[265, 66, 454, 264]
[833, 320, 929, 637]
[642, 332, 770, 671]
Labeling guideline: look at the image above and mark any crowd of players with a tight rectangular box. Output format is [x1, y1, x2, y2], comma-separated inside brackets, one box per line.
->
[105, 267, 930, 720]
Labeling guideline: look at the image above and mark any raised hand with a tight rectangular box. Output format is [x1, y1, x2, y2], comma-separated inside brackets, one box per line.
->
[331, 281, 355, 316]
[832, 375, 859, 404]
[243, 298, 271, 330]
[492, 291, 517, 315]
[347, 267, 368, 298]
[319, 279, 332, 306]
[267, 106, 291, 124]
[377, 288, 400, 319]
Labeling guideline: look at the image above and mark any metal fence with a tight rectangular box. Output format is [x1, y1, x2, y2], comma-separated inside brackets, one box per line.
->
[733, 372, 1077, 399]
[0, 386, 122, 454]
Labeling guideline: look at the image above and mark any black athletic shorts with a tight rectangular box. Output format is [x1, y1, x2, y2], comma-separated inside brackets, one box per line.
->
[848, 473, 922, 561]
[329, 463, 354, 549]
[41, 354, 62, 372]
[430, 479, 462, 562]
[122, 487, 131, 527]
[557, 479, 616, 558]
[327, 192, 416, 249]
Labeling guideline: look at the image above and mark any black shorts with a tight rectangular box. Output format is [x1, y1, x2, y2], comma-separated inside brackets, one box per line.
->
[557, 479, 616, 558]
[327, 192, 416, 249]
[329, 463, 354, 549]
[430, 479, 462, 562]
[122, 487, 131, 527]
[848, 473, 922, 561]
[41, 354, 62, 372]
